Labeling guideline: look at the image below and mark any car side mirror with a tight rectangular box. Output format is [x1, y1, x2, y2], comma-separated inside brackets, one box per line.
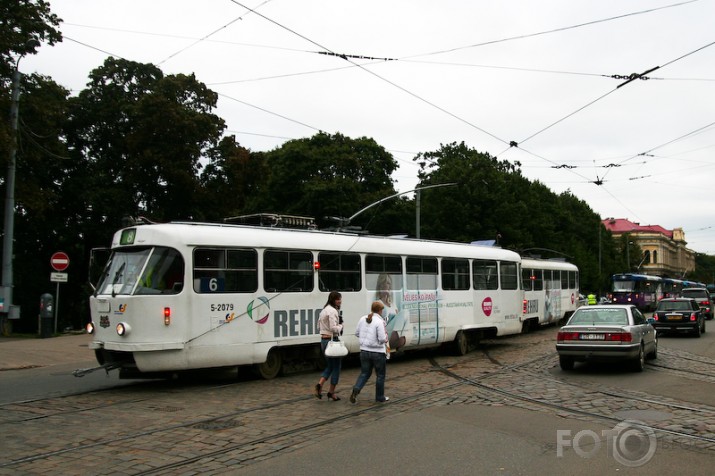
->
[647, 317, 655, 325]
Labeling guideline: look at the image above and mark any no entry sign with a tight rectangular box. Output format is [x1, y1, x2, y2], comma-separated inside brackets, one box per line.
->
[50, 251, 70, 272]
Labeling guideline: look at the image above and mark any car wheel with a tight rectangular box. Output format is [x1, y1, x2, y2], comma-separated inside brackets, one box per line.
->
[702, 320, 706, 334]
[694, 323, 702, 338]
[559, 356, 574, 371]
[632, 344, 645, 372]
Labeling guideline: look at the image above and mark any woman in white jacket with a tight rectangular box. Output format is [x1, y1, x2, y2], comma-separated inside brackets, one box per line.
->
[349, 301, 390, 403]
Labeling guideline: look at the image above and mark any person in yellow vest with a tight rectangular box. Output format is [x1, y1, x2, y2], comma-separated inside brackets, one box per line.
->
[587, 293, 597, 305]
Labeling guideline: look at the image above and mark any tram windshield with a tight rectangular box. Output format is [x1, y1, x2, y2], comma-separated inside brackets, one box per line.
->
[612, 280, 636, 292]
[96, 246, 184, 296]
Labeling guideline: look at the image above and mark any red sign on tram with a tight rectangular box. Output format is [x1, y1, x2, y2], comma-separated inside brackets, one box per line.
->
[50, 251, 70, 272]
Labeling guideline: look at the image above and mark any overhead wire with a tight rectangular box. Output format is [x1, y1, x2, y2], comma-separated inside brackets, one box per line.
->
[401, 0, 702, 60]
[156, 0, 273, 66]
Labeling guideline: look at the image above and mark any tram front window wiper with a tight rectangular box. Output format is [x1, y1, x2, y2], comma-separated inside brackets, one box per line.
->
[111, 262, 126, 298]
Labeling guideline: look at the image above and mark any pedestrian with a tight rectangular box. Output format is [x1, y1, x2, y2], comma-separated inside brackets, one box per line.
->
[314, 291, 344, 401]
[350, 300, 390, 404]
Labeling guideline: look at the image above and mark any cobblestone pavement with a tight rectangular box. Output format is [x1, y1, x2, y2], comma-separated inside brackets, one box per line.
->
[2, 329, 715, 474]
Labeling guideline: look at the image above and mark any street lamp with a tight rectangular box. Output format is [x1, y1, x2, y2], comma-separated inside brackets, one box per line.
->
[1, 39, 40, 330]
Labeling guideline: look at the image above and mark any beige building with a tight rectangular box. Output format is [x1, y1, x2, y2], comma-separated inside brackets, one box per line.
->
[602, 218, 696, 277]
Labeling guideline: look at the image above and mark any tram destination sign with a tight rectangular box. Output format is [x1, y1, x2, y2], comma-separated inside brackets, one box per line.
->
[50, 251, 70, 272]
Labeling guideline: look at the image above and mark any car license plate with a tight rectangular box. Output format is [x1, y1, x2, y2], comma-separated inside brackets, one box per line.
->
[666, 315, 682, 321]
[580, 333, 604, 340]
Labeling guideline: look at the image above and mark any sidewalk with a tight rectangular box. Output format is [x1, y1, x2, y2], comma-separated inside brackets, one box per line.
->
[0, 333, 94, 371]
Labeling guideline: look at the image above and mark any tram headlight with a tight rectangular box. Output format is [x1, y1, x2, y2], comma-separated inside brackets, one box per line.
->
[86, 322, 95, 334]
[116, 322, 131, 336]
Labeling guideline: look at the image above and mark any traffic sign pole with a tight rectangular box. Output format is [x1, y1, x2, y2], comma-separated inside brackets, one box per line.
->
[49, 252, 69, 335]
[55, 282, 59, 334]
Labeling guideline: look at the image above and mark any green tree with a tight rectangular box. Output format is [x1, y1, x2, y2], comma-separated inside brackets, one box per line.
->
[414, 142, 522, 244]
[0, 0, 61, 80]
[199, 135, 263, 221]
[254, 132, 400, 230]
[414, 142, 620, 292]
[65, 58, 225, 229]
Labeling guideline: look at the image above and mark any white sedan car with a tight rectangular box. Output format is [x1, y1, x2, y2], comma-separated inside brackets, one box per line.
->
[556, 304, 657, 372]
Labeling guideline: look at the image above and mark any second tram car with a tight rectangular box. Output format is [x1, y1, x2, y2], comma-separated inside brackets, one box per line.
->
[86, 221, 579, 378]
[521, 258, 580, 331]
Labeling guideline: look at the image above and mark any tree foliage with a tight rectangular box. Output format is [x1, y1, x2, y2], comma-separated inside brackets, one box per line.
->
[414, 142, 621, 293]
[252, 132, 400, 230]
[0, 0, 62, 80]
[65, 58, 225, 227]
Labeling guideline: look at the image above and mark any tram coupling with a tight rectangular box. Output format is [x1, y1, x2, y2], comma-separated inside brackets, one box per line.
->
[72, 362, 123, 378]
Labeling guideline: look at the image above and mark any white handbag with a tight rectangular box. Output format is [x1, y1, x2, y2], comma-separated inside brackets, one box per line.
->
[325, 337, 348, 357]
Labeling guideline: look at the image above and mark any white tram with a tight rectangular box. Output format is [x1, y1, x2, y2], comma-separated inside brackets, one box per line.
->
[86, 222, 575, 378]
[521, 258, 581, 330]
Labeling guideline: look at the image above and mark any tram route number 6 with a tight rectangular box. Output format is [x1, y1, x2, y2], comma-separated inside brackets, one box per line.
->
[200, 277, 225, 293]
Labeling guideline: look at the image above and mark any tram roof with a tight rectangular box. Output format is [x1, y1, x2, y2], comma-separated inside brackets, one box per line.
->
[113, 222, 521, 261]
[521, 257, 578, 271]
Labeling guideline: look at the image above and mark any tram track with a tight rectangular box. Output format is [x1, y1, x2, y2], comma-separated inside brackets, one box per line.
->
[0, 343, 516, 472]
[4, 337, 715, 474]
[434, 356, 715, 444]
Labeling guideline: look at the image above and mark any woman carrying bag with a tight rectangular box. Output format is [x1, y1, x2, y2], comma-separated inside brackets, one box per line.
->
[313, 291, 344, 401]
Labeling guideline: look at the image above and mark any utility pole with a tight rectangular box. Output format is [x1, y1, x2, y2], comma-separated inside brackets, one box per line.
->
[1, 39, 40, 334]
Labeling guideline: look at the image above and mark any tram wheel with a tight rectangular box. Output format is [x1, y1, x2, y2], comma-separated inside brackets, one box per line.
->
[453, 330, 470, 356]
[254, 349, 283, 379]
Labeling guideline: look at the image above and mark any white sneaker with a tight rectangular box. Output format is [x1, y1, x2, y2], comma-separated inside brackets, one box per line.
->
[377, 396, 390, 402]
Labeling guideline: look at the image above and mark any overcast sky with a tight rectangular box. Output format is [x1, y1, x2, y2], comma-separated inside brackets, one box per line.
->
[22, 0, 715, 254]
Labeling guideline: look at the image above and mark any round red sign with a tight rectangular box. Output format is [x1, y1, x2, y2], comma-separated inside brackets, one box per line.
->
[51, 251, 70, 271]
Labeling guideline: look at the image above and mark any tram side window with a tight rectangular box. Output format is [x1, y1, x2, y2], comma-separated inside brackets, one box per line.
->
[366, 255, 403, 308]
[543, 270, 552, 291]
[552, 270, 561, 290]
[521, 268, 533, 291]
[442, 258, 470, 290]
[500, 261, 518, 290]
[318, 252, 361, 292]
[522, 268, 543, 291]
[406, 256, 438, 290]
[533, 269, 544, 291]
[264, 249, 314, 292]
[568, 271, 577, 289]
[193, 248, 257, 293]
[561, 270, 569, 289]
[473, 259, 498, 290]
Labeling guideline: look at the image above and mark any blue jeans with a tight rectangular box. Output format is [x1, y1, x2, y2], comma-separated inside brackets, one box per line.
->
[353, 350, 387, 401]
[320, 338, 342, 385]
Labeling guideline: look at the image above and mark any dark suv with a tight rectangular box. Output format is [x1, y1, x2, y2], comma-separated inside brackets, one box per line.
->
[681, 288, 714, 320]
[653, 298, 705, 337]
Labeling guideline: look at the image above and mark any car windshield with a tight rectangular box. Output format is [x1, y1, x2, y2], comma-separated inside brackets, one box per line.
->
[569, 308, 629, 326]
[657, 301, 692, 311]
[682, 290, 706, 299]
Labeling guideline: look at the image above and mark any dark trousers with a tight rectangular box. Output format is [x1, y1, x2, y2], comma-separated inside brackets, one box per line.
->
[353, 350, 387, 401]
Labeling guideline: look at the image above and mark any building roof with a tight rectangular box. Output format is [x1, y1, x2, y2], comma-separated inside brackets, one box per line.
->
[602, 218, 673, 239]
